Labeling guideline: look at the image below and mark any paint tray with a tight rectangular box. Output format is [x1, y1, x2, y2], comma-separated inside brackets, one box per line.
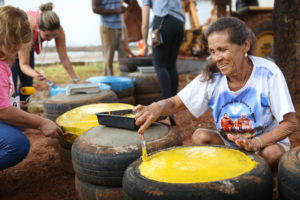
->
[96, 109, 138, 130]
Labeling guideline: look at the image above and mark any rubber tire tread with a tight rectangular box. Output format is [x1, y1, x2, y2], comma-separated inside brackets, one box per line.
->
[278, 146, 300, 200]
[59, 145, 74, 174]
[72, 126, 182, 186]
[134, 92, 163, 106]
[43, 90, 118, 122]
[126, 72, 161, 94]
[123, 145, 273, 200]
[75, 176, 123, 200]
[119, 57, 152, 72]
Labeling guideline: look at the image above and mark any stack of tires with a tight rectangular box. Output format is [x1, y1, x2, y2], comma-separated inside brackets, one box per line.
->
[123, 145, 273, 200]
[72, 123, 182, 200]
[56, 103, 135, 174]
[43, 85, 117, 122]
[278, 145, 300, 200]
[86, 76, 135, 105]
[119, 57, 163, 105]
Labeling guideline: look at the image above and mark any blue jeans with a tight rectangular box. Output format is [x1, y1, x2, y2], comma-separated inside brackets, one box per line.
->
[11, 48, 35, 101]
[0, 122, 30, 170]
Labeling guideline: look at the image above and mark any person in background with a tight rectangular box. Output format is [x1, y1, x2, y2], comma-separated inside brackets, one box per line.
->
[0, 5, 63, 170]
[92, 0, 130, 76]
[134, 16, 298, 171]
[141, 0, 185, 125]
[11, 2, 82, 103]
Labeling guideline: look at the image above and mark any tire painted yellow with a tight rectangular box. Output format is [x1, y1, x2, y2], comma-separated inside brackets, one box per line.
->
[56, 103, 134, 143]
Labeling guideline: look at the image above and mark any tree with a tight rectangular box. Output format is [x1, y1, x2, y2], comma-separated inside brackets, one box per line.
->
[273, 0, 300, 103]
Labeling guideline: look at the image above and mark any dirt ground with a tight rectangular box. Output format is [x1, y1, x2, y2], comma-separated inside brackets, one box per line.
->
[0, 75, 299, 200]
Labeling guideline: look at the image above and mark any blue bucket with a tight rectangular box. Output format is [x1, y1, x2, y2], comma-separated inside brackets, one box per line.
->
[86, 76, 134, 93]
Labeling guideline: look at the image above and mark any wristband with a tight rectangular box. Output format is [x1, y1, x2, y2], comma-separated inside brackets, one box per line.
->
[255, 137, 265, 149]
[72, 77, 80, 83]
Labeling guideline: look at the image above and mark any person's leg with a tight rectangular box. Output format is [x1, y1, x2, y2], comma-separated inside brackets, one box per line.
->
[18, 48, 34, 101]
[0, 122, 30, 170]
[117, 27, 128, 60]
[259, 143, 287, 171]
[165, 16, 184, 96]
[100, 23, 115, 76]
[191, 128, 225, 145]
[152, 16, 173, 99]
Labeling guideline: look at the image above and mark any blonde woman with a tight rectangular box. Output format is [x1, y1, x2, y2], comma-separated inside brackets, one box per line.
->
[0, 5, 63, 170]
[11, 2, 82, 102]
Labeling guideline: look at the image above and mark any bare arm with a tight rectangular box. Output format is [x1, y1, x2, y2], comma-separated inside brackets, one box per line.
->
[18, 43, 45, 81]
[134, 95, 186, 133]
[0, 106, 63, 138]
[92, 0, 125, 15]
[54, 27, 80, 82]
[141, 5, 150, 55]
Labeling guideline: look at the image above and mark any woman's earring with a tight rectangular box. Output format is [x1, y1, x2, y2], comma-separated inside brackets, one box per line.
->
[245, 52, 248, 57]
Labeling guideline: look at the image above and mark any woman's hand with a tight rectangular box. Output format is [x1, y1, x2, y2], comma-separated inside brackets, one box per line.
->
[37, 118, 64, 138]
[134, 102, 163, 134]
[35, 71, 46, 81]
[227, 134, 260, 152]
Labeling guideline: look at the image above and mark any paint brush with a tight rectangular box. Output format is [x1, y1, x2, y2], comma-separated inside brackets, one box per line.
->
[140, 132, 148, 161]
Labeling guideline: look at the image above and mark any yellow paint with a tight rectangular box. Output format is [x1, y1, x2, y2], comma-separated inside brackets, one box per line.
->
[139, 146, 257, 183]
[142, 147, 148, 161]
[56, 103, 134, 143]
[123, 113, 135, 118]
[255, 30, 274, 58]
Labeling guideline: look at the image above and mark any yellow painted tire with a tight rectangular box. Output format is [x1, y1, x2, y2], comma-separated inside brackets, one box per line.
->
[123, 145, 273, 200]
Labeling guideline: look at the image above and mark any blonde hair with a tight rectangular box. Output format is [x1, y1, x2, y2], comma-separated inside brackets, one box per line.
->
[38, 2, 60, 31]
[0, 6, 32, 62]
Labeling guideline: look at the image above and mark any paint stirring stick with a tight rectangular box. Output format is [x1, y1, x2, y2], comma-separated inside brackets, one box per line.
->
[140, 132, 148, 161]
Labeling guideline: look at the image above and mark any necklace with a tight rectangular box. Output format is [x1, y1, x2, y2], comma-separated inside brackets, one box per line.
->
[241, 63, 252, 88]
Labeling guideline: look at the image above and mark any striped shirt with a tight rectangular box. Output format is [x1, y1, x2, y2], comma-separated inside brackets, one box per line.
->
[100, 0, 122, 29]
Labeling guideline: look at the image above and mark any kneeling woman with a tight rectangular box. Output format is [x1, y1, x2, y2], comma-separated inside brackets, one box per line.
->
[0, 6, 63, 170]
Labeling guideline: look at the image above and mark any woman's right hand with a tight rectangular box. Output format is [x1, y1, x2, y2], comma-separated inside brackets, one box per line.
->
[38, 118, 64, 138]
[134, 102, 163, 134]
[35, 71, 47, 81]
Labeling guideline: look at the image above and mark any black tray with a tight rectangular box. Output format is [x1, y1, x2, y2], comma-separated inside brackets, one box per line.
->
[96, 109, 138, 130]
[96, 109, 167, 130]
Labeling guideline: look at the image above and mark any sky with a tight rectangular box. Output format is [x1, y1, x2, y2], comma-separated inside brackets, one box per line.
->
[4, 0, 273, 47]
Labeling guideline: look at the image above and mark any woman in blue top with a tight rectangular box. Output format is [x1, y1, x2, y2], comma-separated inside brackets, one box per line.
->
[141, 0, 185, 99]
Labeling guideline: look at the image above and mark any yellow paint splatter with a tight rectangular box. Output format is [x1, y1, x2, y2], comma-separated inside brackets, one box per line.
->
[123, 113, 136, 118]
[139, 146, 257, 183]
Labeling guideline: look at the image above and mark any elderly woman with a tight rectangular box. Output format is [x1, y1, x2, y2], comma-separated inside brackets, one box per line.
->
[11, 2, 82, 102]
[134, 16, 298, 170]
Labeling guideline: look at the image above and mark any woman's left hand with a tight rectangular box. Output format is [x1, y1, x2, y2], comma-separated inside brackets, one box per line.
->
[227, 134, 260, 152]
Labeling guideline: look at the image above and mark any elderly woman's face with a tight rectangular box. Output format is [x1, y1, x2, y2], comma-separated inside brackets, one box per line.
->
[208, 31, 246, 76]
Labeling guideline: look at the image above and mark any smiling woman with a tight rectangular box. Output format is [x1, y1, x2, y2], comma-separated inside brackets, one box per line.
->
[133, 16, 298, 174]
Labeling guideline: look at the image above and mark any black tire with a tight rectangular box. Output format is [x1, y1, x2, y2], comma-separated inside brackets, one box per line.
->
[72, 123, 182, 186]
[134, 92, 163, 106]
[278, 145, 300, 200]
[75, 176, 123, 200]
[118, 96, 135, 105]
[119, 57, 152, 72]
[58, 135, 72, 150]
[126, 72, 161, 94]
[59, 145, 74, 174]
[43, 90, 118, 122]
[123, 145, 273, 200]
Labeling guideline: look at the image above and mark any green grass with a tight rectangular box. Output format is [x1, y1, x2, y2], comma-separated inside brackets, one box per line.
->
[35, 62, 121, 84]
